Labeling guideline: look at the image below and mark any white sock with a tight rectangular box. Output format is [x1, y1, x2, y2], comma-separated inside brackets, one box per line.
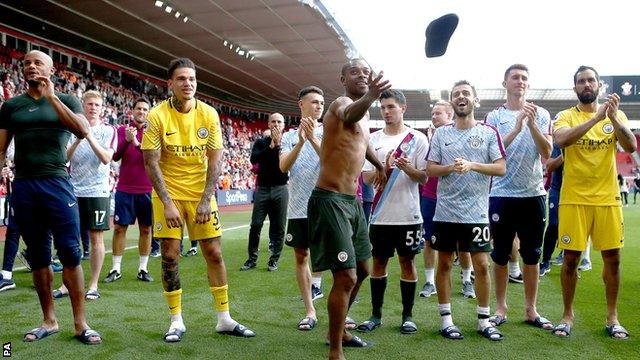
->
[112, 255, 122, 273]
[170, 314, 185, 330]
[424, 268, 435, 284]
[477, 306, 491, 329]
[139, 256, 149, 272]
[583, 243, 591, 262]
[215, 311, 237, 331]
[461, 268, 472, 283]
[438, 303, 453, 329]
[508, 261, 521, 276]
[1, 270, 12, 280]
[312, 276, 322, 288]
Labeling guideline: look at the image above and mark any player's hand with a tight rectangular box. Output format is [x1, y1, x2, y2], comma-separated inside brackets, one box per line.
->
[605, 93, 620, 120]
[523, 102, 538, 128]
[125, 126, 137, 142]
[270, 126, 282, 147]
[373, 167, 388, 192]
[195, 199, 212, 224]
[594, 102, 608, 122]
[365, 70, 392, 100]
[163, 201, 183, 228]
[300, 117, 316, 141]
[384, 150, 396, 172]
[453, 157, 472, 173]
[394, 156, 411, 172]
[34, 76, 55, 99]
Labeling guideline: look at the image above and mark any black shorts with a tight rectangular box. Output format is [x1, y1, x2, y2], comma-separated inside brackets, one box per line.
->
[489, 196, 545, 266]
[285, 218, 309, 249]
[431, 222, 492, 253]
[78, 197, 111, 231]
[369, 224, 423, 258]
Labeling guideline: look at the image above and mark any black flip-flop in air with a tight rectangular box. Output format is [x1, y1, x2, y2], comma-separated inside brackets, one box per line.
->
[425, 13, 459, 58]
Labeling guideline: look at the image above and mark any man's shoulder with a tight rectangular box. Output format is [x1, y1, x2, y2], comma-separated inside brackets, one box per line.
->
[148, 99, 169, 118]
[408, 128, 428, 141]
[3, 93, 28, 107]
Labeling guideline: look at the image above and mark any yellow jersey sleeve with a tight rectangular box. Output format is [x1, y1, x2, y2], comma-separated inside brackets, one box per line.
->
[141, 106, 163, 150]
[553, 109, 571, 132]
[207, 108, 223, 150]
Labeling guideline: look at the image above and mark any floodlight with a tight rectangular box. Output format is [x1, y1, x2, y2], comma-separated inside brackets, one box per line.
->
[155, 1, 163, 7]
[165, 6, 172, 13]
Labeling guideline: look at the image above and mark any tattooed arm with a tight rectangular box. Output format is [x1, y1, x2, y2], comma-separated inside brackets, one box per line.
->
[196, 148, 222, 224]
[143, 149, 183, 229]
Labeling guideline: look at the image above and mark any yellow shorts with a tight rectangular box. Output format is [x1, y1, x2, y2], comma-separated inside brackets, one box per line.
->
[558, 204, 624, 251]
[152, 197, 222, 241]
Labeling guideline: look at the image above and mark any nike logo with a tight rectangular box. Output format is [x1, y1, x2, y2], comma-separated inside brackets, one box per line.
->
[68, 202, 76, 207]
[221, 301, 228, 305]
[169, 306, 178, 310]
[477, 242, 489, 247]
[375, 147, 383, 151]
[444, 142, 454, 146]
[28, 107, 39, 112]
[499, 120, 509, 125]
[166, 131, 177, 136]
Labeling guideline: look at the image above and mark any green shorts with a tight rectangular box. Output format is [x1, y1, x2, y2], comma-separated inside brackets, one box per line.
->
[78, 197, 111, 231]
[285, 218, 310, 249]
[308, 188, 371, 272]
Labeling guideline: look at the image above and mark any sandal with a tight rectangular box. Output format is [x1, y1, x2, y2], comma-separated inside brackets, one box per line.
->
[217, 323, 256, 337]
[400, 320, 417, 334]
[488, 314, 507, 327]
[344, 316, 357, 330]
[23, 327, 59, 342]
[297, 317, 317, 331]
[439, 325, 464, 340]
[52, 289, 68, 300]
[85, 289, 100, 300]
[75, 329, 102, 345]
[164, 328, 185, 343]
[356, 319, 381, 333]
[525, 316, 553, 330]
[552, 323, 571, 338]
[606, 324, 630, 340]
[478, 326, 504, 341]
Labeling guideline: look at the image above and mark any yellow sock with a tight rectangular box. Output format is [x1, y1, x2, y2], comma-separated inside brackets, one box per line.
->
[164, 289, 182, 315]
[211, 285, 229, 312]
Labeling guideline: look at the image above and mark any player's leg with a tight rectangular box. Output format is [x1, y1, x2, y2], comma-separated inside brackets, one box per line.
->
[286, 218, 317, 328]
[489, 198, 515, 321]
[508, 238, 523, 283]
[160, 237, 185, 341]
[358, 224, 389, 330]
[396, 224, 421, 333]
[244, 187, 269, 269]
[46, 178, 100, 343]
[329, 267, 357, 359]
[458, 251, 475, 298]
[541, 190, 560, 275]
[85, 197, 110, 296]
[432, 222, 461, 337]
[108, 190, 130, 281]
[265, 185, 288, 269]
[0, 211, 20, 291]
[420, 196, 437, 297]
[136, 193, 154, 280]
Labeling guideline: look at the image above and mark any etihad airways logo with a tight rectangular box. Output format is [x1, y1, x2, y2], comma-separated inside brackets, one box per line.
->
[575, 138, 613, 150]
[165, 144, 206, 156]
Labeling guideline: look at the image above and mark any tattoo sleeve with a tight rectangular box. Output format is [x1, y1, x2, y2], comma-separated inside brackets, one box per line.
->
[143, 149, 172, 204]
[202, 149, 222, 202]
[161, 256, 181, 292]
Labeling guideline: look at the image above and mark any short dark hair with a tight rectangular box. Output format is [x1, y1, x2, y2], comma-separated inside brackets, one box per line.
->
[451, 80, 477, 98]
[341, 58, 368, 76]
[380, 89, 406, 105]
[168, 58, 196, 79]
[573, 65, 599, 85]
[298, 86, 324, 100]
[134, 97, 150, 107]
[504, 64, 529, 81]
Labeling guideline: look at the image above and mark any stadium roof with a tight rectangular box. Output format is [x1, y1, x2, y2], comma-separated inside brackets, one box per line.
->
[0, 0, 357, 114]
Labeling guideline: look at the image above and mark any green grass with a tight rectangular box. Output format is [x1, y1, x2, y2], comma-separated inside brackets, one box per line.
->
[1, 208, 639, 359]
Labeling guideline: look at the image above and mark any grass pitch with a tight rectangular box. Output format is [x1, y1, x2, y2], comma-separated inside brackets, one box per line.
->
[1, 208, 639, 359]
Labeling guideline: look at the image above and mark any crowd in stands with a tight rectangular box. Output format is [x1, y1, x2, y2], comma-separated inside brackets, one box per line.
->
[1, 44, 264, 191]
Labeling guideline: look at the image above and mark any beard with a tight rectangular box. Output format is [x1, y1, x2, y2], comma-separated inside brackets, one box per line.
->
[577, 88, 599, 104]
[454, 107, 472, 118]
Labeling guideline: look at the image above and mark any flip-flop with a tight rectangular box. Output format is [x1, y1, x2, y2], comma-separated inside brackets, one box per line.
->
[356, 319, 381, 333]
[85, 289, 101, 300]
[488, 314, 507, 327]
[344, 317, 357, 330]
[552, 323, 571, 338]
[75, 329, 102, 345]
[525, 316, 554, 330]
[325, 335, 373, 348]
[297, 317, 317, 331]
[23, 327, 59, 342]
[439, 325, 464, 340]
[164, 328, 185, 343]
[400, 320, 417, 335]
[217, 323, 256, 337]
[605, 324, 630, 340]
[478, 326, 504, 341]
[52, 289, 68, 300]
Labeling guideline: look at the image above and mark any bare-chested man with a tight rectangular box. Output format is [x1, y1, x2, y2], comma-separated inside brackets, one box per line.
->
[307, 59, 389, 360]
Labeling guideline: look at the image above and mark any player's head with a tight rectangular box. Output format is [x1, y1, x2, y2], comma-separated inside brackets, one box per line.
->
[82, 90, 103, 123]
[22, 50, 54, 86]
[573, 65, 601, 104]
[431, 100, 454, 128]
[167, 58, 197, 101]
[503, 64, 529, 97]
[133, 97, 150, 124]
[340, 58, 371, 98]
[379, 89, 406, 127]
[450, 80, 478, 118]
[268, 113, 285, 134]
[298, 86, 325, 120]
